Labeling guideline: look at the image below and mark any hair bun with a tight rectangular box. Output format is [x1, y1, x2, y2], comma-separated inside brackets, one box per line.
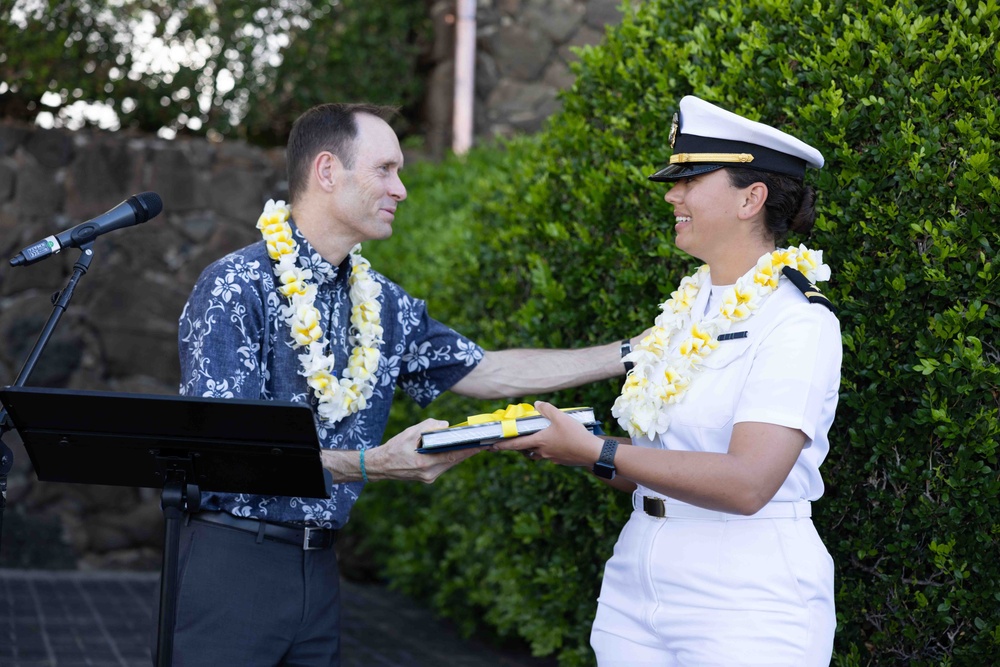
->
[790, 186, 817, 235]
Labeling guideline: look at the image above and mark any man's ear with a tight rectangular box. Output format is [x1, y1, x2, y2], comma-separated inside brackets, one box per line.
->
[738, 181, 768, 220]
[314, 152, 343, 193]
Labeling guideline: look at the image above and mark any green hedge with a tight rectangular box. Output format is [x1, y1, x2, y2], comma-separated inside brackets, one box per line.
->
[350, 1, 1000, 665]
[357, 146, 522, 437]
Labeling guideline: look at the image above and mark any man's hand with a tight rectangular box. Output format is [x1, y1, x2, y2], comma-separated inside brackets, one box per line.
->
[365, 419, 481, 483]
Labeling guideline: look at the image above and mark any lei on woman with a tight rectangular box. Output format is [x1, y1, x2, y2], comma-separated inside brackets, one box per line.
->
[257, 199, 383, 424]
[612, 245, 831, 440]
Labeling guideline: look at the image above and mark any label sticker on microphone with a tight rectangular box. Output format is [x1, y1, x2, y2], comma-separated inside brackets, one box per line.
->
[23, 236, 61, 260]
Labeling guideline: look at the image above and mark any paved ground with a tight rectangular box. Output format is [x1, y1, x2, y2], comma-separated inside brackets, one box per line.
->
[0, 569, 559, 667]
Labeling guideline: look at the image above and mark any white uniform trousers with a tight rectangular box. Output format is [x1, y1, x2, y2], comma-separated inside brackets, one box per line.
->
[591, 499, 835, 666]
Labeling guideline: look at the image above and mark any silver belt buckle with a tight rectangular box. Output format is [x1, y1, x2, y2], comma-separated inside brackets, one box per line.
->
[302, 526, 321, 550]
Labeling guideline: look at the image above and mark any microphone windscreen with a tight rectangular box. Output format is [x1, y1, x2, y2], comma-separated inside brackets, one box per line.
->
[132, 192, 164, 223]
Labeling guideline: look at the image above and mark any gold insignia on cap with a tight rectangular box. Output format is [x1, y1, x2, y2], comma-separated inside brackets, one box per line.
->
[668, 113, 679, 148]
[669, 152, 755, 164]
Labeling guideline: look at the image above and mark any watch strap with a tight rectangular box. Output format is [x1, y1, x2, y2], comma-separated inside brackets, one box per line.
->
[620, 339, 634, 373]
[599, 438, 618, 465]
[592, 439, 619, 479]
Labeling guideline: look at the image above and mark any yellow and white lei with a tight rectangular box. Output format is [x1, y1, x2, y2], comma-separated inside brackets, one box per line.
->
[612, 245, 830, 440]
[257, 199, 383, 424]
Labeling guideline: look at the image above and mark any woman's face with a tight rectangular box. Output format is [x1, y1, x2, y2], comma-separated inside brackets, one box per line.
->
[663, 169, 746, 265]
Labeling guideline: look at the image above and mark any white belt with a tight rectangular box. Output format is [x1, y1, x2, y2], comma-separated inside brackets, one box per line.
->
[632, 490, 811, 521]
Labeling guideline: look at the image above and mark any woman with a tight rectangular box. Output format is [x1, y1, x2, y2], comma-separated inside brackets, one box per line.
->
[496, 96, 842, 666]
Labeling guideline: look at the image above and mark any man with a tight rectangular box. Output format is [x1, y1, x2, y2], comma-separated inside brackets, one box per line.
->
[174, 102, 632, 665]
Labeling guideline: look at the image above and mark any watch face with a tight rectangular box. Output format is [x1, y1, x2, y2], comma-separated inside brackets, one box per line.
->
[593, 461, 616, 480]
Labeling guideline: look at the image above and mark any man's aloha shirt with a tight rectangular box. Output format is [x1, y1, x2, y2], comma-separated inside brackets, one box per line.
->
[178, 222, 484, 528]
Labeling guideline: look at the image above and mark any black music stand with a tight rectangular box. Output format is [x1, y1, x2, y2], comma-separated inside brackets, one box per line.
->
[0, 386, 329, 667]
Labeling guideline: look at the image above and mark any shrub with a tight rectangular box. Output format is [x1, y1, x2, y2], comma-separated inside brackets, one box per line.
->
[356, 144, 525, 437]
[352, 1, 1000, 665]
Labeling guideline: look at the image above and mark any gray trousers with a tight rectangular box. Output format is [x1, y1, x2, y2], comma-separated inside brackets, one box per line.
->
[155, 517, 341, 667]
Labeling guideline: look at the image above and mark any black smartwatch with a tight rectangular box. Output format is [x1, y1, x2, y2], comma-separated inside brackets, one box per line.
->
[592, 439, 619, 480]
[620, 339, 634, 373]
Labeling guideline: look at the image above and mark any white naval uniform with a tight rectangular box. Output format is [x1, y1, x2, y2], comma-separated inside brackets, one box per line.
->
[591, 275, 842, 667]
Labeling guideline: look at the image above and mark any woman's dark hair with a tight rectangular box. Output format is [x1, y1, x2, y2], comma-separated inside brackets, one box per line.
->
[286, 103, 398, 204]
[725, 168, 817, 243]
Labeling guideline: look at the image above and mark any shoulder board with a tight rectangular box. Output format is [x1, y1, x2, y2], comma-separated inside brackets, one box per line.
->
[780, 266, 837, 315]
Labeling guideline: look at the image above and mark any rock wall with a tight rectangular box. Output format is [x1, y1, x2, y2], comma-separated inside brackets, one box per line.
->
[423, 0, 623, 154]
[0, 124, 287, 569]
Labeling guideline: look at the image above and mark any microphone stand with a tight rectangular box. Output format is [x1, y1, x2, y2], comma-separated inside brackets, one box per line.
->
[0, 242, 95, 555]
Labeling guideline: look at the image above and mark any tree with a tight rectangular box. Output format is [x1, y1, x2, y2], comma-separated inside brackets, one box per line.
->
[1, 0, 430, 144]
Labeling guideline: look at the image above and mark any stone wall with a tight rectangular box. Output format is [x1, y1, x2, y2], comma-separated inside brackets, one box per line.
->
[0, 124, 287, 568]
[423, 0, 623, 154]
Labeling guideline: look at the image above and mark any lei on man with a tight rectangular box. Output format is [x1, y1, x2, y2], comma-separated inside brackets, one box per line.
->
[257, 199, 383, 424]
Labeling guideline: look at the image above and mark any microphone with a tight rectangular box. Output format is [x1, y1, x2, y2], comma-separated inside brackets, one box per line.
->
[9, 191, 164, 267]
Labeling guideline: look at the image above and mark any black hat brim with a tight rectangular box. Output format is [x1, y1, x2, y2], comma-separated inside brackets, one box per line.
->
[647, 163, 726, 183]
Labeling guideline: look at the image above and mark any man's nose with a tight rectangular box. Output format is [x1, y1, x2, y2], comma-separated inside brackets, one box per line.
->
[390, 175, 407, 201]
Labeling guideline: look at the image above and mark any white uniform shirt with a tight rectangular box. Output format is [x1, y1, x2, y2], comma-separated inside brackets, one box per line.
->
[633, 275, 843, 503]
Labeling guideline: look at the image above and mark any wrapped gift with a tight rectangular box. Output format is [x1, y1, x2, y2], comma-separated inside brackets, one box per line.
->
[418, 403, 598, 452]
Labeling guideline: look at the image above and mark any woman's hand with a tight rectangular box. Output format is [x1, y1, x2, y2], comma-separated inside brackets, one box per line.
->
[493, 401, 604, 467]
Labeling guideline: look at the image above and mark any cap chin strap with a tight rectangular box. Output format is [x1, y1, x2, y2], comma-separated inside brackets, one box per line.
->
[670, 152, 755, 164]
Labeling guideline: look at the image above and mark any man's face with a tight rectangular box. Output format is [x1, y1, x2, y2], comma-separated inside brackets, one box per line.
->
[330, 113, 407, 244]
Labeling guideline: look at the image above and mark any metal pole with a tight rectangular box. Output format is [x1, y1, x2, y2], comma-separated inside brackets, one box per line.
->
[452, 0, 477, 155]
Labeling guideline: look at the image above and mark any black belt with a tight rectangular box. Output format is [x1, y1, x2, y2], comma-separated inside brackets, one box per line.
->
[191, 512, 337, 550]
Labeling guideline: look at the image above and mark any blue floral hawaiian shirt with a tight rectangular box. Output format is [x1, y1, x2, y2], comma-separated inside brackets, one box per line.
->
[177, 221, 484, 528]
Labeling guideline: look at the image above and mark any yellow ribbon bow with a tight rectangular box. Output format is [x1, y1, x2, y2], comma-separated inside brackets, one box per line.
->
[458, 403, 587, 439]
[462, 403, 538, 438]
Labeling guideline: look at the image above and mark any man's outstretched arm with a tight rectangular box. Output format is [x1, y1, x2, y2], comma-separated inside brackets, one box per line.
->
[450, 337, 637, 400]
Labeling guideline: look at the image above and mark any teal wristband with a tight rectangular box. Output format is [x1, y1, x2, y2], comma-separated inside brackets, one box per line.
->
[360, 448, 369, 483]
